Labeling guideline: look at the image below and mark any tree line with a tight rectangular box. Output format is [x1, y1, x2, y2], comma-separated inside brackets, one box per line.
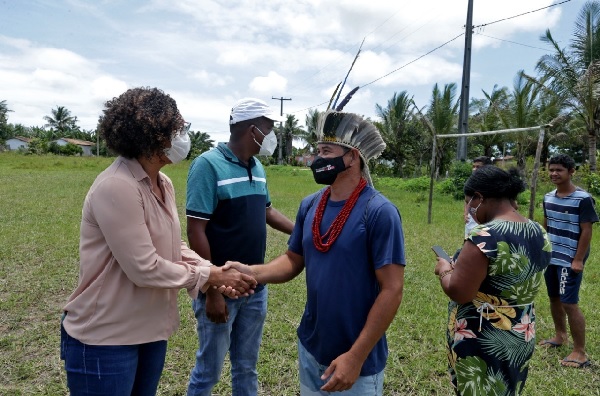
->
[2, 2, 600, 170]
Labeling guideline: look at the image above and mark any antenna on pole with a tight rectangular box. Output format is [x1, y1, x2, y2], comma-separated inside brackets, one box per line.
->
[456, 0, 474, 161]
[272, 96, 291, 165]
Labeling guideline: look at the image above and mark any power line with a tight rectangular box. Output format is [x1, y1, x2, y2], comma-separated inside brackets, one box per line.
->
[290, 32, 465, 115]
[475, 32, 552, 52]
[291, 0, 573, 115]
[289, 5, 447, 99]
[362, 32, 465, 89]
[473, 0, 572, 29]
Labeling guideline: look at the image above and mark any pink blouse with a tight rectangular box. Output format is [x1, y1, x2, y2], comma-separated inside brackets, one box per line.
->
[63, 157, 211, 345]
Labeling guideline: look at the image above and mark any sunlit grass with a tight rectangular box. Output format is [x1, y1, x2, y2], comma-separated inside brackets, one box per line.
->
[0, 152, 598, 395]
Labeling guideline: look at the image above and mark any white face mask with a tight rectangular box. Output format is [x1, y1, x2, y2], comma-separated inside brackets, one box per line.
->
[467, 195, 482, 224]
[254, 126, 277, 156]
[164, 122, 191, 164]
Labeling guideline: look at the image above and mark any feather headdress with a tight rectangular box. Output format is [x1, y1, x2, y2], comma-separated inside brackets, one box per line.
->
[316, 110, 386, 185]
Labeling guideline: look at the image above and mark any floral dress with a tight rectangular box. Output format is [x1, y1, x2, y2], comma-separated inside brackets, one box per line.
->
[447, 220, 551, 396]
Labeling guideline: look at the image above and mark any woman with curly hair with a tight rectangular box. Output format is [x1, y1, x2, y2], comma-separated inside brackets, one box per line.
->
[60, 87, 256, 395]
[434, 166, 551, 395]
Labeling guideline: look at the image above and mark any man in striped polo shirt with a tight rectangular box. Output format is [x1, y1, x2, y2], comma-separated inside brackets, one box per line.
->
[185, 98, 294, 395]
[540, 154, 597, 369]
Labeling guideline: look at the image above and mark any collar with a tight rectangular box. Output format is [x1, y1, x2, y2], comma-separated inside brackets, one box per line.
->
[553, 186, 580, 198]
[217, 142, 256, 168]
[117, 156, 150, 182]
[117, 156, 166, 185]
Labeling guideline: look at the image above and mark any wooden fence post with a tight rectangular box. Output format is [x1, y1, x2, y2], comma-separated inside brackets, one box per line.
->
[529, 126, 545, 220]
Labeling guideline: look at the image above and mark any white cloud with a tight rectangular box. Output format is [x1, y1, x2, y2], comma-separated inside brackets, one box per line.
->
[0, 38, 128, 129]
[249, 71, 288, 94]
[0, 0, 577, 136]
[190, 70, 233, 87]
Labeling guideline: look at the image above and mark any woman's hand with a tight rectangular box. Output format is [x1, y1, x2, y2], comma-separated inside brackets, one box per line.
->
[434, 257, 453, 276]
[215, 261, 258, 297]
[208, 265, 257, 296]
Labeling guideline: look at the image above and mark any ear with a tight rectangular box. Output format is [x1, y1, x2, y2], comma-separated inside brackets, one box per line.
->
[249, 125, 257, 139]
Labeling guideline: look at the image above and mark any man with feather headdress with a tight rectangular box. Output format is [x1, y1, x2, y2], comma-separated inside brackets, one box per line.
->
[224, 110, 406, 395]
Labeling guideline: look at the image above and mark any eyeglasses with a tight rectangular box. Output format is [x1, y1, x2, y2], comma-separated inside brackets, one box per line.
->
[177, 122, 191, 136]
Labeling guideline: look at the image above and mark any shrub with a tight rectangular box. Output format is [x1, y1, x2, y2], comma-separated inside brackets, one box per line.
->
[444, 161, 472, 200]
[577, 165, 600, 197]
[25, 138, 49, 155]
[402, 176, 431, 192]
[48, 142, 83, 156]
[435, 178, 455, 195]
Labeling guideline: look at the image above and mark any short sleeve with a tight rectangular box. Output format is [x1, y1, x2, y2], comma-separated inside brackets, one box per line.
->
[579, 196, 599, 224]
[186, 156, 218, 219]
[264, 179, 272, 208]
[366, 201, 406, 269]
[468, 225, 499, 260]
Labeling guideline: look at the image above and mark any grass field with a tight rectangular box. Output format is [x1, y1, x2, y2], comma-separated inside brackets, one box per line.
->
[0, 152, 599, 395]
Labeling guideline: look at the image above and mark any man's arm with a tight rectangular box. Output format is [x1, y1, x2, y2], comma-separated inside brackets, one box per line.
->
[320, 264, 405, 393]
[572, 222, 593, 273]
[224, 249, 305, 285]
[266, 206, 294, 235]
[187, 217, 229, 323]
[187, 217, 211, 261]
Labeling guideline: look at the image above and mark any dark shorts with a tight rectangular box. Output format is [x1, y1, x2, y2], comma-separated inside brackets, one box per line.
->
[544, 265, 583, 304]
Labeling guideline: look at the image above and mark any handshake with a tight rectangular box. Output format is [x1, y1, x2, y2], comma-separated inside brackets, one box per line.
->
[209, 261, 257, 298]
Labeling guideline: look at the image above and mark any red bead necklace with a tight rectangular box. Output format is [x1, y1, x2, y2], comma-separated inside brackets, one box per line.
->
[312, 178, 367, 252]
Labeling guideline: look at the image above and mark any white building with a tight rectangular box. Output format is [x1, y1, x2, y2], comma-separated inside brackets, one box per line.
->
[5, 136, 32, 151]
[53, 138, 96, 156]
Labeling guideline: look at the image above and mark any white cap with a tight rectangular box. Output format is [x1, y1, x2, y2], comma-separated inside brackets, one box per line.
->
[229, 98, 284, 124]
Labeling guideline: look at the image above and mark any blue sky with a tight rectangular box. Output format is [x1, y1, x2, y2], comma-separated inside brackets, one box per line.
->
[0, 0, 583, 144]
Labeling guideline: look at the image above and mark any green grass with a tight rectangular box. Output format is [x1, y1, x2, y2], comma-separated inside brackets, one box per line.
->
[0, 152, 599, 395]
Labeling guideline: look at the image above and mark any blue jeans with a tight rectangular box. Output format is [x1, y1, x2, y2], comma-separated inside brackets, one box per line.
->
[298, 340, 384, 396]
[60, 324, 167, 396]
[187, 287, 268, 396]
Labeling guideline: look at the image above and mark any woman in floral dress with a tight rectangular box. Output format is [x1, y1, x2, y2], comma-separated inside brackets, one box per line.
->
[435, 166, 551, 395]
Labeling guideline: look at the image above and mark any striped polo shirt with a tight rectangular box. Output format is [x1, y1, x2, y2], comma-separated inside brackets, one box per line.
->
[186, 143, 271, 269]
[543, 187, 598, 267]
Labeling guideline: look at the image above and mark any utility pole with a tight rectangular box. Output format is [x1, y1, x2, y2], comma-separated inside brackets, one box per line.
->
[272, 96, 291, 165]
[456, 0, 474, 161]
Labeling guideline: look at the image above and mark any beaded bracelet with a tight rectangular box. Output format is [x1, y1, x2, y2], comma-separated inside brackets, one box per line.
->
[438, 269, 453, 280]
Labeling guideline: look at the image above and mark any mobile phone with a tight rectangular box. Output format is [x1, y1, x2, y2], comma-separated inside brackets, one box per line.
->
[432, 245, 452, 262]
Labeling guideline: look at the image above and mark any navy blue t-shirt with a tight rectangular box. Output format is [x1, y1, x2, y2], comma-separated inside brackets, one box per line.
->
[288, 185, 405, 376]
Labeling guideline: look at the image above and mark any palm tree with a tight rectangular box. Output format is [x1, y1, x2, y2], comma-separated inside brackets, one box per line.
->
[426, 83, 460, 177]
[0, 100, 11, 124]
[375, 91, 422, 176]
[469, 85, 509, 157]
[0, 100, 13, 141]
[536, 1, 600, 170]
[188, 131, 215, 159]
[281, 114, 305, 162]
[296, 109, 320, 152]
[43, 106, 78, 138]
[501, 72, 544, 171]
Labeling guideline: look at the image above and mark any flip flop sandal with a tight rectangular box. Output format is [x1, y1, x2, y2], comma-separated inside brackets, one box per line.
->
[539, 339, 563, 348]
[560, 359, 591, 368]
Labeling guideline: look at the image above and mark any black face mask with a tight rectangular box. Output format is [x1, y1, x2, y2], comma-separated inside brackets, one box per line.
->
[310, 155, 347, 185]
